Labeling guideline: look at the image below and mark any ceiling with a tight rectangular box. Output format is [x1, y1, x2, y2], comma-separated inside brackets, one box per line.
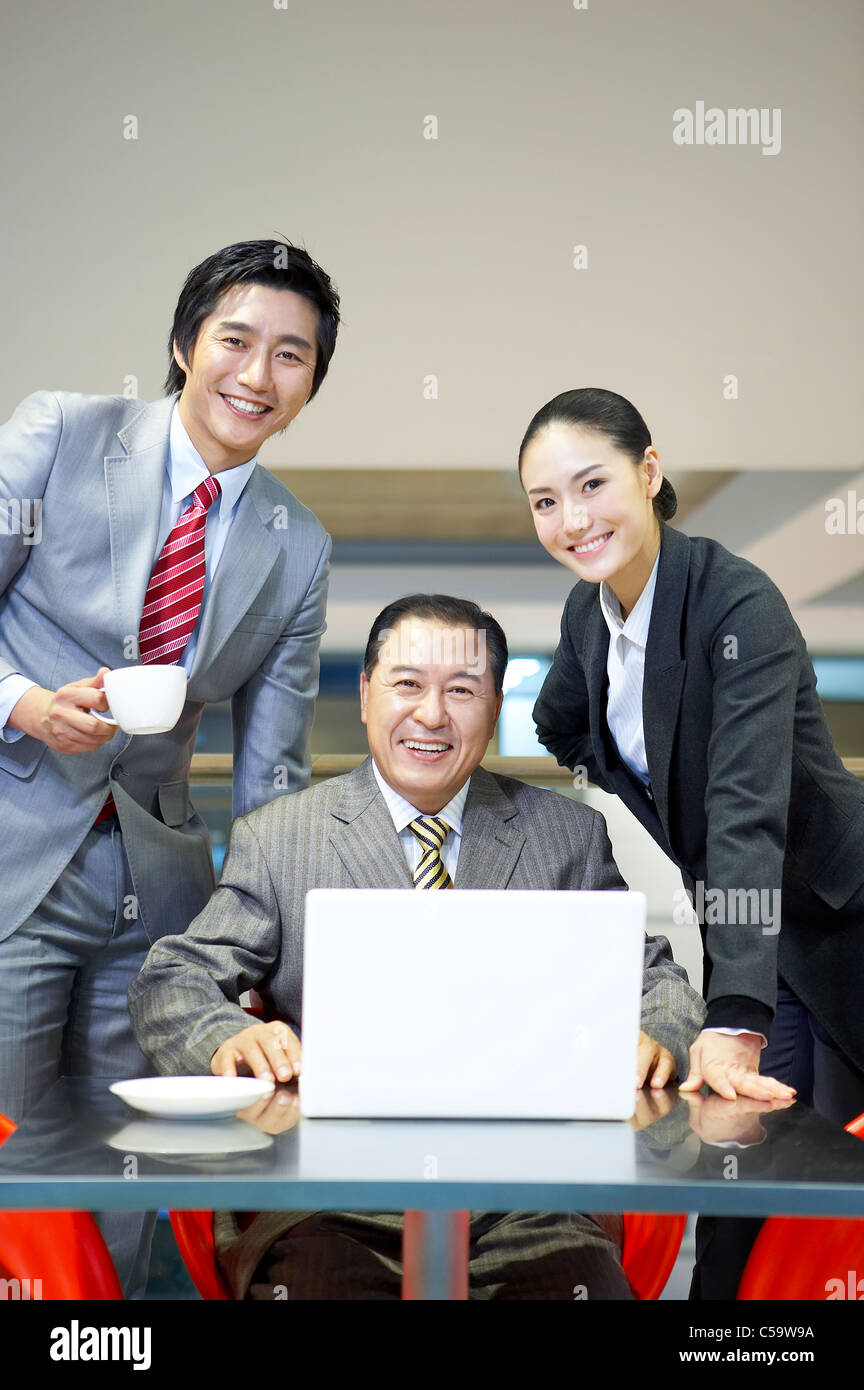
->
[273, 466, 864, 654]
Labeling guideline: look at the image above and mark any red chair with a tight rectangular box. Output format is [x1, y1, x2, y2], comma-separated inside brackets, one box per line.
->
[169, 1000, 266, 1298]
[169, 1210, 232, 1299]
[736, 1110, 864, 1300]
[170, 1206, 686, 1300]
[621, 1211, 687, 1299]
[0, 1113, 123, 1300]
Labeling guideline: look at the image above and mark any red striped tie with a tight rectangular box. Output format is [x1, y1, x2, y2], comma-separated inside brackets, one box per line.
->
[93, 475, 220, 825]
[137, 475, 221, 664]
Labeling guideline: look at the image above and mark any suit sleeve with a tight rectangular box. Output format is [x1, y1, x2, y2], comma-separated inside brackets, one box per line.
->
[533, 589, 604, 786]
[128, 818, 285, 1074]
[230, 528, 331, 818]
[583, 809, 706, 1079]
[698, 576, 800, 1033]
[0, 392, 63, 684]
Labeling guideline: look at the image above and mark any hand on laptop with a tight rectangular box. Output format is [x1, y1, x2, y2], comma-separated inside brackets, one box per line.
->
[211, 1020, 302, 1083]
[636, 1031, 677, 1089]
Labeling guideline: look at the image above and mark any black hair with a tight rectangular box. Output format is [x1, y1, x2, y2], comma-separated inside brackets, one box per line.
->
[164, 239, 340, 400]
[517, 387, 678, 522]
[363, 595, 509, 696]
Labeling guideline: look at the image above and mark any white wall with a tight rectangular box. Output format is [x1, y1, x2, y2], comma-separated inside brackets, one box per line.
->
[2, 0, 861, 480]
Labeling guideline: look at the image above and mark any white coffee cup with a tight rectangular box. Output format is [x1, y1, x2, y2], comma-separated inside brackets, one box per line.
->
[91, 665, 187, 735]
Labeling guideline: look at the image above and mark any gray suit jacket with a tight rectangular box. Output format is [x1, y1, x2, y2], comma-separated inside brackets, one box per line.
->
[129, 758, 706, 1081]
[0, 390, 330, 942]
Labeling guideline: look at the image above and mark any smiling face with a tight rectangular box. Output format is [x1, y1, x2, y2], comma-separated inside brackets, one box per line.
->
[360, 616, 503, 814]
[173, 282, 320, 473]
[520, 425, 663, 615]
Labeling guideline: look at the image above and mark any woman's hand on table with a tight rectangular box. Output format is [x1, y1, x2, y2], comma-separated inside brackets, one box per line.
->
[679, 1030, 796, 1102]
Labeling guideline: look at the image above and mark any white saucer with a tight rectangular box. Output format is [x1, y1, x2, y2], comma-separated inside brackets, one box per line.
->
[106, 1119, 273, 1156]
[110, 1076, 275, 1118]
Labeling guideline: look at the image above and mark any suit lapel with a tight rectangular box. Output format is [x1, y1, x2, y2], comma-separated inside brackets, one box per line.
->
[328, 759, 415, 888]
[453, 767, 526, 889]
[191, 469, 281, 677]
[642, 524, 690, 833]
[105, 400, 282, 676]
[582, 599, 618, 778]
[575, 526, 687, 854]
[104, 397, 175, 647]
[327, 762, 528, 892]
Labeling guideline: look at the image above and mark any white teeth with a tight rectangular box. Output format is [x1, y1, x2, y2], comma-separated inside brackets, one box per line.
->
[224, 395, 268, 415]
[404, 741, 449, 751]
[573, 532, 612, 554]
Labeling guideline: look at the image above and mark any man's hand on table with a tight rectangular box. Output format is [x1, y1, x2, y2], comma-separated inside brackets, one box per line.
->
[680, 1030, 796, 1102]
[636, 1030, 677, 1090]
[211, 1021, 302, 1083]
[8, 668, 117, 753]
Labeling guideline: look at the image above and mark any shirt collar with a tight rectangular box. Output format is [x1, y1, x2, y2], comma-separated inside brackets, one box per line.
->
[371, 759, 470, 836]
[599, 548, 661, 650]
[168, 403, 258, 515]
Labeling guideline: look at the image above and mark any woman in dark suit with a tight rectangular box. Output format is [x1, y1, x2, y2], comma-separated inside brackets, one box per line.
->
[519, 387, 864, 1125]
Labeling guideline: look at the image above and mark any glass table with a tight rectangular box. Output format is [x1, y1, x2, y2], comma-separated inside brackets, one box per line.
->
[1, 1079, 863, 1299]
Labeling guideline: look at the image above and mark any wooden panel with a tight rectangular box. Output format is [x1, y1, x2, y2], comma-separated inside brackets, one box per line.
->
[270, 469, 732, 542]
[189, 753, 864, 782]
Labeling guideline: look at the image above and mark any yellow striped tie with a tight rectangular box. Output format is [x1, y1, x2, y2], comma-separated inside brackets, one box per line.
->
[409, 816, 453, 890]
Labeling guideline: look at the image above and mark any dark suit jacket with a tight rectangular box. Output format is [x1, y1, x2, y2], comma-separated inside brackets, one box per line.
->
[533, 522, 864, 1063]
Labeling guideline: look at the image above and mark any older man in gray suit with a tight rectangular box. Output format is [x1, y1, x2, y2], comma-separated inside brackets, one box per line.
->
[131, 594, 705, 1300]
[0, 239, 339, 1292]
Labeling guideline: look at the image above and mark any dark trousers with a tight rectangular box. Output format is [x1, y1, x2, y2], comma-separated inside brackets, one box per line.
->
[690, 985, 864, 1300]
[244, 1210, 633, 1301]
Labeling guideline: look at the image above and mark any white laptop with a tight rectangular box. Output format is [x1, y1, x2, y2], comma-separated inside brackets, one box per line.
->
[299, 889, 645, 1121]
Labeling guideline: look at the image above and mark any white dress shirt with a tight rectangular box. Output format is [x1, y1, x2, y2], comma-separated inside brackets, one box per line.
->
[598, 550, 660, 788]
[372, 759, 470, 882]
[0, 404, 257, 739]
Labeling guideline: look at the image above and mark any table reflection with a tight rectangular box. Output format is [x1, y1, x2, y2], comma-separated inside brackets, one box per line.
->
[0, 1079, 862, 1217]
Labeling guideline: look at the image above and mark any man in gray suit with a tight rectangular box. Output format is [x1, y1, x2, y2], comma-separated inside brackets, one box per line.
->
[0, 239, 339, 1291]
[130, 594, 705, 1300]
